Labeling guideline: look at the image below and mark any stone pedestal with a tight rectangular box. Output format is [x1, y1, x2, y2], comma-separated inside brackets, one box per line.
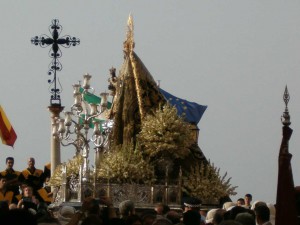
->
[48, 104, 64, 177]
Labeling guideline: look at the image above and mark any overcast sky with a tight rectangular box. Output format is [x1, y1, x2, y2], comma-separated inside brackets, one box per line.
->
[0, 1, 300, 204]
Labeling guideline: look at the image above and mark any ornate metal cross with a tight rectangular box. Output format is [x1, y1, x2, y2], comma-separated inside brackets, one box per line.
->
[31, 19, 80, 106]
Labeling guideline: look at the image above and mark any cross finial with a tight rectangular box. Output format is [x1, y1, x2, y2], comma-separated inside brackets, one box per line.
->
[281, 85, 291, 126]
[31, 19, 80, 106]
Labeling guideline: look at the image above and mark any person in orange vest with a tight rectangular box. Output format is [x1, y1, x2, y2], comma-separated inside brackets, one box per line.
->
[19, 157, 44, 196]
[37, 176, 53, 204]
[0, 177, 18, 205]
[0, 157, 21, 195]
[43, 162, 51, 180]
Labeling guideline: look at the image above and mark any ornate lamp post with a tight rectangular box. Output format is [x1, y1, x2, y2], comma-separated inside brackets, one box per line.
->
[53, 73, 112, 199]
[31, 19, 80, 178]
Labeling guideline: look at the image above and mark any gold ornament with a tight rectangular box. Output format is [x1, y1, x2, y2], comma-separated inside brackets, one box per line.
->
[138, 103, 194, 160]
[182, 161, 237, 204]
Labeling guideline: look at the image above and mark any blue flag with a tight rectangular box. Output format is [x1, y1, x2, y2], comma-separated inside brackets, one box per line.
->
[159, 88, 207, 124]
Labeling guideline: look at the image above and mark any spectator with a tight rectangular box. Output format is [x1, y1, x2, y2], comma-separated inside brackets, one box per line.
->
[81, 214, 103, 225]
[140, 210, 156, 225]
[183, 197, 202, 213]
[1, 208, 37, 225]
[222, 202, 236, 211]
[152, 217, 173, 225]
[266, 203, 275, 225]
[17, 185, 39, 212]
[235, 212, 255, 225]
[206, 208, 218, 224]
[57, 205, 77, 225]
[183, 197, 203, 225]
[244, 194, 252, 209]
[219, 221, 242, 225]
[236, 198, 245, 207]
[119, 200, 135, 219]
[183, 210, 201, 225]
[254, 204, 272, 225]
[166, 210, 181, 224]
[154, 203, 170, 216]
[125, 214, 142, 225]
[213, 209, 226, 225]
[36, 202, 60, 225]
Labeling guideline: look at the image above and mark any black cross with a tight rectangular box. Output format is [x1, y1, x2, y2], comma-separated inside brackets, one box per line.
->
[31, 19, 80, 106]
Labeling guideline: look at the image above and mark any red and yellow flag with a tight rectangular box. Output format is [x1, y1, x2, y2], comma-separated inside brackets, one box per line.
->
[0, 105, 17, 147]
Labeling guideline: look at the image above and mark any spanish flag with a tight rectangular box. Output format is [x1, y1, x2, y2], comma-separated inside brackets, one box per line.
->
[0, 105, 17, 147]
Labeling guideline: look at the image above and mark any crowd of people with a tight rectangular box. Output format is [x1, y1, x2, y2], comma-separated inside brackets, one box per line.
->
[0, 157, 277, 225]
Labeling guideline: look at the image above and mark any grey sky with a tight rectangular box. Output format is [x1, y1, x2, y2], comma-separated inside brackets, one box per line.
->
[0, 1, 299, 204]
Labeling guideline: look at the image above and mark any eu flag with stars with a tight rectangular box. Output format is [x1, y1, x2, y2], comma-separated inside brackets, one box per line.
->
[159, 88, 207, 124]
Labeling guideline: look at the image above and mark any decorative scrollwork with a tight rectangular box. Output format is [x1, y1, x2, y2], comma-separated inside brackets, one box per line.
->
[31, 19, 80, 106]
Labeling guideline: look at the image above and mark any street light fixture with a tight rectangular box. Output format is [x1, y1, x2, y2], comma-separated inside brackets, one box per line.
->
[53, 73, 113, 198]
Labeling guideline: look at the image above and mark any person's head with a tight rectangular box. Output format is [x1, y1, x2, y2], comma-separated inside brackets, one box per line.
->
[125, 214, 142, 225]
[5, 157, 14, 169]
[154, 203, 170, 215]
[58, 205, 76, 225]
[152, 217, 173, 225]
[27, 158, 35, 169]
[250, 201, 266, 211]
[85, 198, 100, 215]
[81, 214, 103, 225]
[213, 209, 226, 225]
[0, 177, 7, 190]
[244, 194, 252, 206]
[222, 202, 236, 211]
[219, 220, 242, 225]
[140, 210, 156, 225]
[235, 212, 255, 225]
[254, 205, 270, 225]
[23, 186, 33, 197]
[166, 210, 181, 224]
[236, 198, 245, 206]
[183, 210, 201, 225]
[183, 197, 202, 212]
[206, 208, 218, 224]
[229, 206, 247, 220]
[119, 200, 135, 218]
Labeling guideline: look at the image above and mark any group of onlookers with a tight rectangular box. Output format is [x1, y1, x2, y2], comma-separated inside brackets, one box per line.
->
[0, 157, 278, 225]
[202, 194, 275, 225]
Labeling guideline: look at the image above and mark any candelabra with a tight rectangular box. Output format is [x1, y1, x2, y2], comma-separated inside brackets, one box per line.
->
[53, 73, 113, 198]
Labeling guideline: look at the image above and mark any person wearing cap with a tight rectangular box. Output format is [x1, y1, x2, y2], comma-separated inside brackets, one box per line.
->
[183, 197, 202, 212]
[183, 197, 204, 224]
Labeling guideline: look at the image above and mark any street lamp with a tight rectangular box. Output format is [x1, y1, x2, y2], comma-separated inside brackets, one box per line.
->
[53, 73, 113, 199]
